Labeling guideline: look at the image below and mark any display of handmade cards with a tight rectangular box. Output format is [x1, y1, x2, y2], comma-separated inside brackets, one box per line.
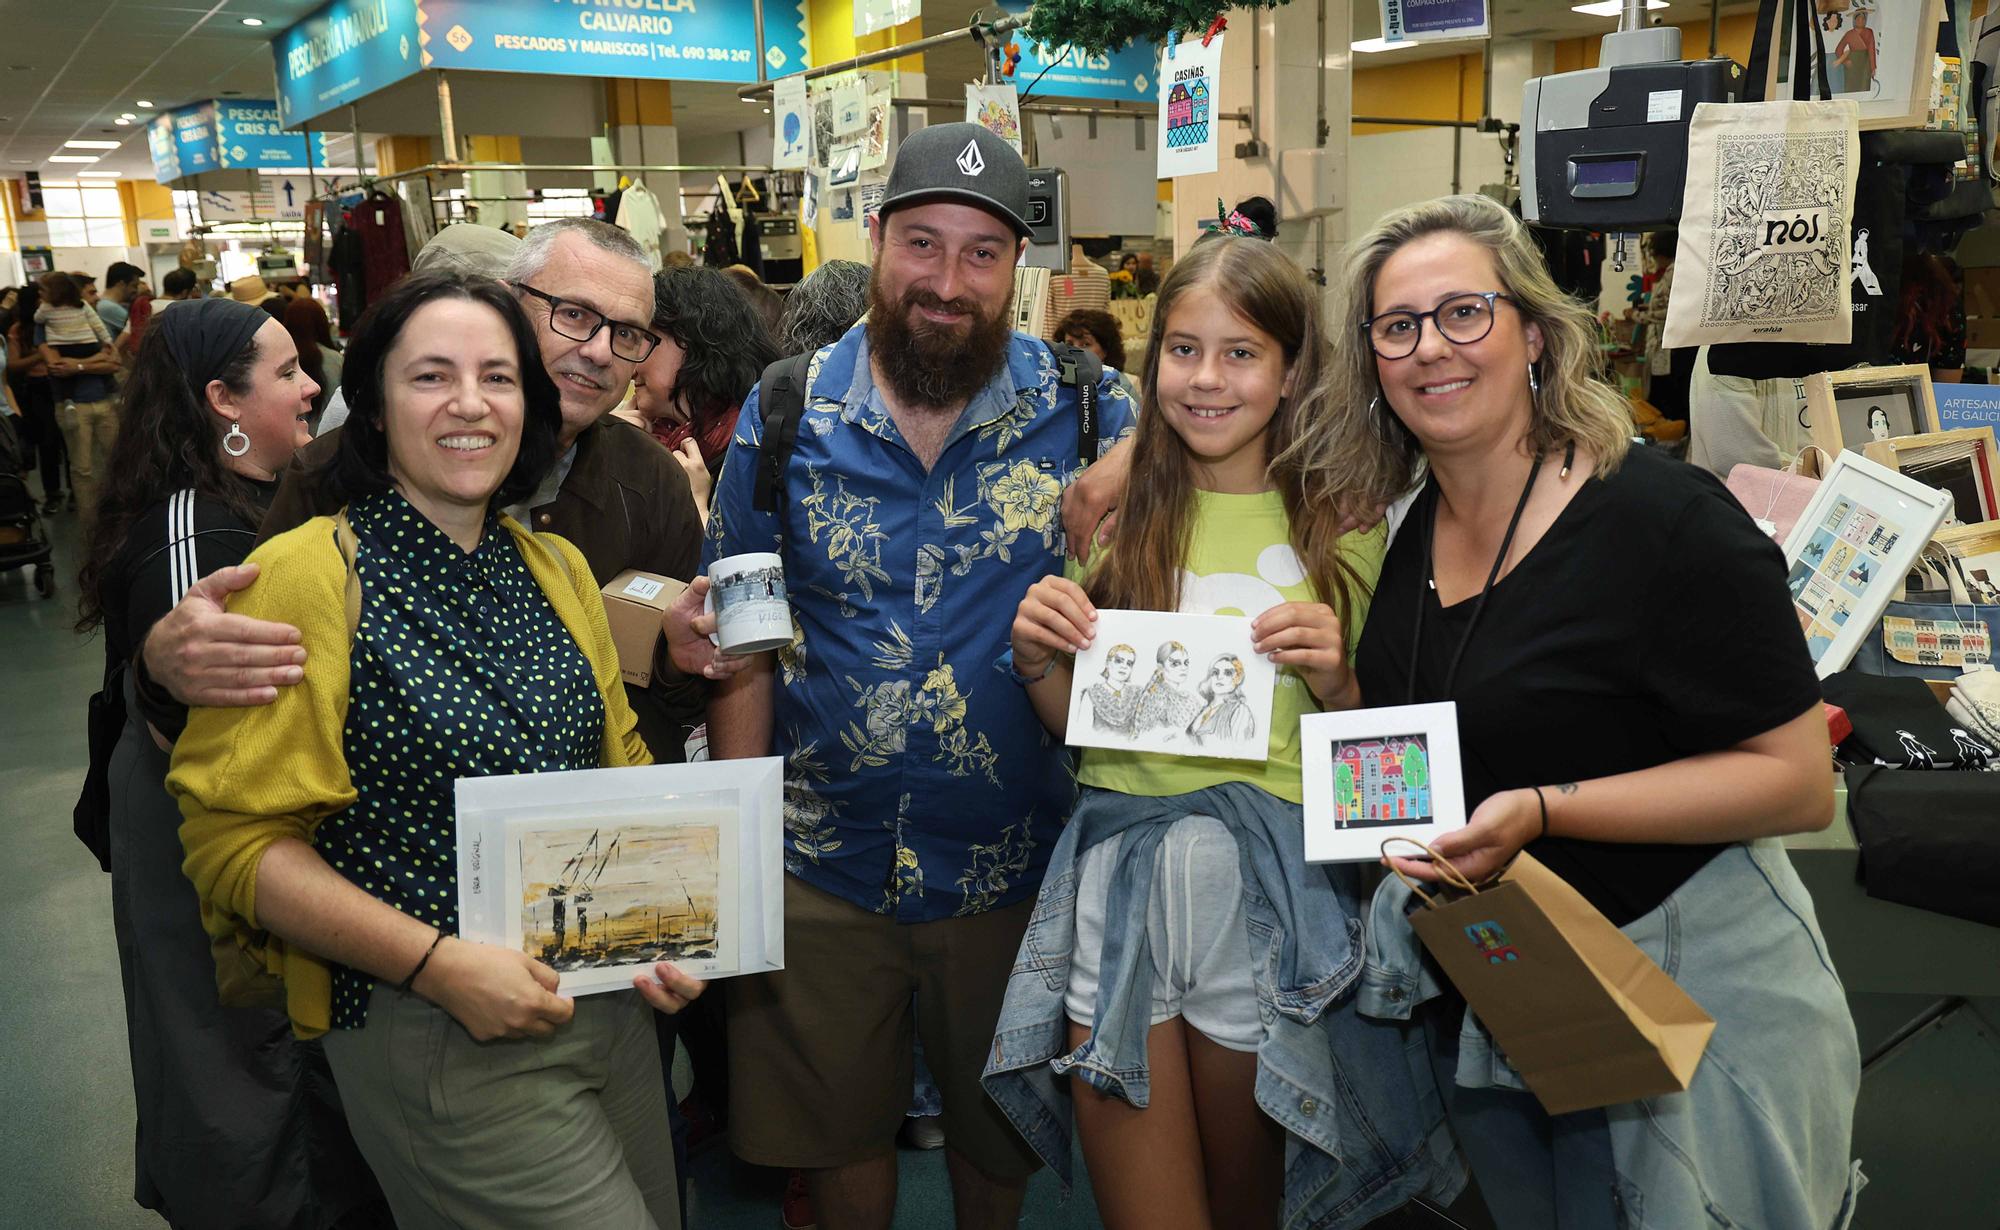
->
[1781, 451, 1954, 678]
[1066, 610, 1275, 761]
[456, 759, 785, 995]
[1300, 702, 1466, 863]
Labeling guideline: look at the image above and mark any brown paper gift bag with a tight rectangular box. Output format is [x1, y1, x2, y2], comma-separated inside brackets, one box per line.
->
[1389, 841, 1716, 1116]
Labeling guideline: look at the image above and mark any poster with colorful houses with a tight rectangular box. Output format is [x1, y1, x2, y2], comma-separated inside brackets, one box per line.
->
[1156, 32, 1223, 178]
[1302, 702, 1466, 863]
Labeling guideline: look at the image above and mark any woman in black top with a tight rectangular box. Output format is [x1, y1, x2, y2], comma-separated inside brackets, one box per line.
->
[1307, 196, 1859, 1229]
[75, 298, 382, 1228]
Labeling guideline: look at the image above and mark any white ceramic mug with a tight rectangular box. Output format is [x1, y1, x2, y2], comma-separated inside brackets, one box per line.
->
[705, 552, 791, 654]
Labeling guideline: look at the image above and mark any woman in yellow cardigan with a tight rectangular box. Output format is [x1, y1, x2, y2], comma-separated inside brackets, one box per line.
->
[169, 273, 704, 1230]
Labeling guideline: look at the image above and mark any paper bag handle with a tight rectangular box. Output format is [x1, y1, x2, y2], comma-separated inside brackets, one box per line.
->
[1380, 837, 1482, 908]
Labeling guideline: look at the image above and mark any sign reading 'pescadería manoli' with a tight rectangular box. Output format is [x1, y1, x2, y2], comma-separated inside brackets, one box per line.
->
[272, 0, 422, 127]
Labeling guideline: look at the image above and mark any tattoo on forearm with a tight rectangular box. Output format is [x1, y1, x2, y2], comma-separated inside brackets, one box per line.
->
[1556, 782, 1578, 795]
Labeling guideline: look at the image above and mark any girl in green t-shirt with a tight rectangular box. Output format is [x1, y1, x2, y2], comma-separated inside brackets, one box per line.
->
[1008, 235, 1377, 1228]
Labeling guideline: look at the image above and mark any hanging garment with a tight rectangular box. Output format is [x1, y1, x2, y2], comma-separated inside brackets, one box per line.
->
[615, 184, 666, 265]
[352, 193, 412, 307]
[703, 202, 739, 268]
[329, 221, 368, 331]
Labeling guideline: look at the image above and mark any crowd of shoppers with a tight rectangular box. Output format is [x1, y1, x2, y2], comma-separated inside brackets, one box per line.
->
[47, 123, 1859, 1230]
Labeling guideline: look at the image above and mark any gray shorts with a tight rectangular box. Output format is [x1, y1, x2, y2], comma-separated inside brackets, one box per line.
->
[1064, 813, 1263, 1053]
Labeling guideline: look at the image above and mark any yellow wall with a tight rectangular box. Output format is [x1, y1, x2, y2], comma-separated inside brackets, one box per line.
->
[1353, 54, 1484, 134]
[604, 82, 672, 128]
[2, 181, 16, 252]
[375, 135, 433, 176]
[1554, 13, 1760, 73]
[465, 135, 525, 161]
[810, 0, 923, 72]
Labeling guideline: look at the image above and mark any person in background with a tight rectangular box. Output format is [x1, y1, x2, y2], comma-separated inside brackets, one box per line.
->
[1054, 308, 1140, 403]
[1133, 253, 1159, 296]
[1639, 230, 1691, 421]
[170, 273, 704, 1230]
[35, 272, 120, 529]
[96, 262, 149, 337]
[6, 281, 67, 510]
[1685, 345, 1813, 478]
[0, 285, 17, 336]
[722, 263, 786, 337]
[150, 267, 202, 316]
[74, 273, 101, 309]
[1328, 193, 1857, 1230]
[630, 264, 779, 516]
[777, 259, 870, 356]
[685, 121, 1138, 1230]
[661, 250, 697, 270]
[74, 297, 384, 1229]
[282, 294, 343, 427]
[229, 274, 285, 319]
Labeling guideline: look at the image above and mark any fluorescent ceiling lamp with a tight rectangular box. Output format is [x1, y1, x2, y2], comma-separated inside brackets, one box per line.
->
[114, 117, 132, 125]
[240, 16, 265, 26]
[136, 99, 155, 108]
[79, 170, 123, 177]
[1353, 35, 1486, 52]
[49, 154, 102, 162]
[65, 139, 121, 149]
[1571, 0, 1667, 13]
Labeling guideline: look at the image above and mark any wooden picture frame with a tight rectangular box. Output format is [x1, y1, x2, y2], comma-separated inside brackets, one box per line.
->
[1803, 364, 1941, 456]
[1862, 426, 2000, 525]
[1781, 450, 1954, 677]
[1935, 520, 2000, 604]
[1767, 0, 1944, 131]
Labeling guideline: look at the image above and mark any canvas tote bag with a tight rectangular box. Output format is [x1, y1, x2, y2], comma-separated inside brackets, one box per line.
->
[1388, 841, 1716, 1116]
[1664, 0, 1860, 349]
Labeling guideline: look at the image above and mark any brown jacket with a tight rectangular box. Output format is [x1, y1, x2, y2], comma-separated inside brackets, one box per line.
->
[260, 415, 706, 761]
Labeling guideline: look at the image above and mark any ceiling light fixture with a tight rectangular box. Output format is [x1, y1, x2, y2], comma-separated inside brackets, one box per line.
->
[240, 16, 265, 26]
[65, 139, 122, 149]
[1354, 36, 1485, 52]
[136, 100, 155, 108]
[1570, 0, 1667, 12]
[49, 154, 102, 162]
[114, 117, 132, 125]
[79, 170, 123, 178]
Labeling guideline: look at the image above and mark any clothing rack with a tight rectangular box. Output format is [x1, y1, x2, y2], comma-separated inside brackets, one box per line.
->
[304, 161, 783, 234]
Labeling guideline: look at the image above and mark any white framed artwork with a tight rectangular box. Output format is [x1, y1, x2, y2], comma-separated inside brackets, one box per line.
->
[1065, 610, 1276, 762]
[456, 759, 786, 996]
[1780, 450, 1953, 677]
[1300, 702, 1466, 864]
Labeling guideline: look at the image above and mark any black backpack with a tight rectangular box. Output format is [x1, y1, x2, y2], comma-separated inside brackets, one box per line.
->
[750, 341, 1104, 523]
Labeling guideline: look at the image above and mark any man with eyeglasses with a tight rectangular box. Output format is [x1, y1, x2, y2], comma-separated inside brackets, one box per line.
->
[139, 219, 709, 767]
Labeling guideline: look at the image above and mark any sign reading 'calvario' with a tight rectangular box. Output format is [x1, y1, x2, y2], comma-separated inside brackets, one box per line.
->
[416, 0, 813, 83]
[273, 0, 423, 128]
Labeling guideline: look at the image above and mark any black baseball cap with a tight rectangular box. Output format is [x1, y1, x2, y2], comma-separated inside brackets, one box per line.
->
[877, 122, 1032, 239]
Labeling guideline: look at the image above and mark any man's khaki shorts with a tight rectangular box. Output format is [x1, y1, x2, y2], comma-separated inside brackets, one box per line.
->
[726, 875, 1041, 1179]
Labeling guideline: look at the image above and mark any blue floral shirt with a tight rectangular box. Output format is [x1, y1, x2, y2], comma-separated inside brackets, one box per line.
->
[705, 324, 1137, 922]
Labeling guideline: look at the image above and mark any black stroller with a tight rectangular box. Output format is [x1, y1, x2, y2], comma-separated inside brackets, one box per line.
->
[0, 414, 55, 597]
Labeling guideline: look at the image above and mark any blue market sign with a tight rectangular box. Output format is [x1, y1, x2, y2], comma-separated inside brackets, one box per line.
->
[415, 0, 811, 84]
[210, 100, 330, 169]
[273, 0, 423, 128]
[146, 115, 183, 183]
[1004, 2, 1155, 102]
[172, 107, 221, 176]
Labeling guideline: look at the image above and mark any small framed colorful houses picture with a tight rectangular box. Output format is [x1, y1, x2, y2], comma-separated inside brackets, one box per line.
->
[1301, 702, 1467, 863]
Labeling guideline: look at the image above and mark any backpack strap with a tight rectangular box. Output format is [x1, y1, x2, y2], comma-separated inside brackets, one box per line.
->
[1050, 341, 1103, 467]
[752, 351, 816, 521]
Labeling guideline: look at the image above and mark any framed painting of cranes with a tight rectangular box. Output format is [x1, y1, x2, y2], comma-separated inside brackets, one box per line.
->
[455, 758, 786, 995]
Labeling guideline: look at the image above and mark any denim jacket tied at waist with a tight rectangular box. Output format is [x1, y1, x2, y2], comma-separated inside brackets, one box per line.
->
[982, 782, 1464, 1230]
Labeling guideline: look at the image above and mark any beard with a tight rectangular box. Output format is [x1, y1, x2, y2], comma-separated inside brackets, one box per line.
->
[866, 275, 1013, 411]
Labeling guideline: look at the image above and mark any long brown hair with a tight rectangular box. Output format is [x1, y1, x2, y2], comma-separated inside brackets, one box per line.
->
[1084, 239, 1366, 631]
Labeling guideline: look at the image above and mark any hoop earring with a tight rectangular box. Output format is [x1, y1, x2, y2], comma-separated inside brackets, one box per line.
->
[222, 424, 251, 458]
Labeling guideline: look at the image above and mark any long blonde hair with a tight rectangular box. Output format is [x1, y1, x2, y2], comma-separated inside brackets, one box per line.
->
[1297, 194, 1632, 506]
[1085, 238, 1365, 629]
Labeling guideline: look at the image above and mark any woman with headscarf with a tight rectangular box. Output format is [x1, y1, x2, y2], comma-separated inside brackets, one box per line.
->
[75, 297, 385, 1228]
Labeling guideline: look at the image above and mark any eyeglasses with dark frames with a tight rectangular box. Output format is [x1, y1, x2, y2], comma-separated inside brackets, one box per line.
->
[516, 283, 662, 363]
[1362, 291, 1517, 360]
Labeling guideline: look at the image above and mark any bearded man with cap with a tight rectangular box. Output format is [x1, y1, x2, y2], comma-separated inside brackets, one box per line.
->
[681, 122, 1136, 1228]
[139, 219, 709, 768]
